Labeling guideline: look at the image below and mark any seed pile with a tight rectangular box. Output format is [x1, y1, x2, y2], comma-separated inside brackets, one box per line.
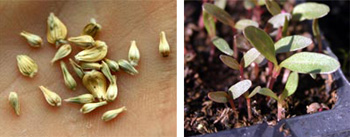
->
[13, 12, 171, 122]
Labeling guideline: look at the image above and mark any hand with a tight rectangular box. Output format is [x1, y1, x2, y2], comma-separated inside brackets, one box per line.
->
[0, 1, 176, 136]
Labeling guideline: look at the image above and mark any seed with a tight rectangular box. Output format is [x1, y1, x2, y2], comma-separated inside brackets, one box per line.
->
[75, 40, 108, 62]
[101, 106, 127, 122]
[106, 75, 118, 102]
[101, 61, 113, 82]
[82, 70, 107, 101]
[39, 86, 62, 107]
[16, 55, 38, 78]
[68, 35, 95, 49]
[51, 44, 72, 64]
[159, 31, 170, 57]
[128, 40, 140, 66]
[69, 58, 84, 78]
[47, 12, 67, 46]
[81, 62, 102, 70]
[64, 94, 95, 104]
[8, 92, 20, 116]
[117, 59, 138, 75]
[20, 31, 42, 48]
[82, 18, 101, 37]
[80, 101, 107, 114]
[60, 61, 77, 90]
[104, 58, 119, 72]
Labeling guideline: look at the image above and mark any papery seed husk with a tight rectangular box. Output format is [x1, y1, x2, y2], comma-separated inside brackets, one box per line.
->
[68, 35, 95, 49]
[80, 101, 107, 114]
[47, 12, 67, 46]
[81, 62, 102, 70]
[16, 55, 38, 78]
[128, 40, 140, 66]
[39, 86, 62, 107]
[51, 44, 72, 64]
[9, 92, 20, 116]
[106, 75, 118, 102]
[104, 58, 119, 72]
[101, 106, 127, 121]
[101, 61, 113, 82]
[64, 94, 95, 104]
[75, 40, 108, 62]
[82, 18, 101, 37]
[82, 70, 107, 101]
[20, 31, 42, 48]
[117, 59, 138, 75]
[159, 31, 170, 57]
[69, 58, 84, 78]
[60, 61, 77, 90]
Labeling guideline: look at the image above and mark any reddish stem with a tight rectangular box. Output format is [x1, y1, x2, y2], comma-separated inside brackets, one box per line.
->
[246, 97, 252, 121]
[228, 97, 236, 111]
[239, 65, 244, 80]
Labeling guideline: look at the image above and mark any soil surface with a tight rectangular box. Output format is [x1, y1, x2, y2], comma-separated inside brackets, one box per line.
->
[184, 1, 338, 136]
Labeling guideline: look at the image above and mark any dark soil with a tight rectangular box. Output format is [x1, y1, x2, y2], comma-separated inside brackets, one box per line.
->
[184, 1, 340, 136]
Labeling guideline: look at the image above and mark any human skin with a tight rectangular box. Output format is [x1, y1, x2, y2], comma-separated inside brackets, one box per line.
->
[0, 1, 176, 136]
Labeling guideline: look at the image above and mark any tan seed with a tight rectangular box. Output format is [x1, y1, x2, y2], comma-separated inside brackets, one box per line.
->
[51, 44, 72, 64]
[60, 61, 77, 90]
[82, 70, 107, 101]
[16, 55, 38, 78]
[75, 40, 108, 62]
[80, 101, 107, 114]
[47, 12, 67, 46]
[159, 31, 170, 57]
[68, 35, 95, 49]
[20, 31, 42, 48]
[8, 92, 20, 116]
[64, 94, 95, 104]
[128, 40, 140, 66]
[101, 106, 127, 121]
[106, 75, 118, 102]
[39, 86, 62, 107]
[69, 58, 84, 78]
[104, 58, 119, 72]
[117, 59, 138, 75]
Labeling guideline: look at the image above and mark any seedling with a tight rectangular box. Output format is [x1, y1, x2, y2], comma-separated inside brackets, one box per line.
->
[292, 2, 330, 52]
[243, 26, 340, 120]
[202, 2, 340, 122]
[208, 80, 253, 119]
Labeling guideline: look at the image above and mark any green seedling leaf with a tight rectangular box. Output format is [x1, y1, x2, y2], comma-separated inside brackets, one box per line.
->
[281, 71, 299, 100]
[203, 3, 235, 28]
[229, 80, 252, 99]
[265, 0, 281, 16]
[203, 10, 216, 37]
[220, 55, 240, 70]
[258, 88, 278, 100]
[310, 73, 317, 79]
[243, 26, 277, 65]
[248, 86, 261, 98]
[258, 0, 266, 5]
[275, 35, 313, 53]
[280, 52, 340, 74]
[214, 0, 227, 9]
[242, 48, 261, 68]
[268, 13, 291, 28]
[292, 2, 330, 21]
[234, 19, 259, 30]
[208, 91, 229, 103]
[212, 37, 234, 56]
